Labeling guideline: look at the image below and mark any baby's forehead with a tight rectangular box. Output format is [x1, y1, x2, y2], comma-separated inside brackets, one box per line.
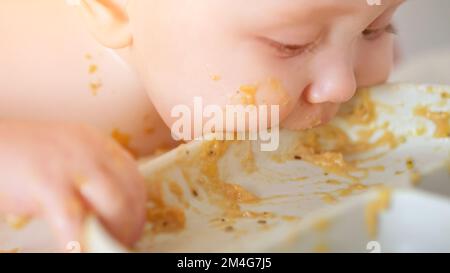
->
[197, 0, 403, 24]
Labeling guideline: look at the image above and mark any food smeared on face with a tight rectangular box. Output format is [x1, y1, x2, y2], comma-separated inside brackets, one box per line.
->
[111, 128, 137, 157]
[211, 75, 222, 81]
[238, 85, 259, 105]
[89, 81, 102, 96]
[267, 78, 291, 106]
[84, 53, 102, 96]
[88, 64, 98, 74]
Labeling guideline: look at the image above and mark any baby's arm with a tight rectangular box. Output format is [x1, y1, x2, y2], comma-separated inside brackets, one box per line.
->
[0, 120, 146, 250]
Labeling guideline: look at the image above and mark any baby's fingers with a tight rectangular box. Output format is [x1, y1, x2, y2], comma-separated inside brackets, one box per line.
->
[76, 167, 146, 247]
[37, 186, 86, 252]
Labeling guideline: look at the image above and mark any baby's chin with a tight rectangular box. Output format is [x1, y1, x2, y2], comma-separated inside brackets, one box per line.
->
[280, 102, 341, 131]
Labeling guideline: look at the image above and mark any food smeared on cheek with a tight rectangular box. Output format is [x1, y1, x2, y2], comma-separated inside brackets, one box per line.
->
[88, 64, 98, 74]
[414, 106, 450, 138]
[89, 81, 102, 96]
[111, 128, 137, 157]
[238, 85, 258, 105]
[268, 78, 291, 106]
[211, 75, 222, 81]
[84, 53, 102, 96]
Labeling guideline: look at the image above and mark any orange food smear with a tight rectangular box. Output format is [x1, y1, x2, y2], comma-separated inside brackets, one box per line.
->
[211, 75, 221, 81]
[338, 89, 377, 125]
[365, 187, 391, 239]
[178, 139, 269, 222]
[414, 106, 450, 138]
[146, 179, 186, 233]
[111, 128, 137, 157]
[314, 243, 330, 253]
[89, 81, 102, 96]
[313, 218, 330, 232]
[88, 64, 98, 74]
[223, 183, 259, 203]
[268, 78, 291, 106]
[147, 207, 186, 233]
[239, 85, 258, 105]
[240, 142, 257, 174]
[168, 181, 188, 207]
[84, 53, 92, 60]
[273, 111, 402, 181]
[0, 248, 20, 253]
[5, 215, 29, 230]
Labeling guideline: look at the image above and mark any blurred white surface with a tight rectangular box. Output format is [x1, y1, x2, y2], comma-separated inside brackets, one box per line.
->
[391, 0, 450, 84]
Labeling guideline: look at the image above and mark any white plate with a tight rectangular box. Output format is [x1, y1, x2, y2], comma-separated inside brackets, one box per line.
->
[1, 83, 449, 253]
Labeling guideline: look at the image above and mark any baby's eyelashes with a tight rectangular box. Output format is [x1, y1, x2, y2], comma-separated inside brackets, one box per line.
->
[362, 23, 397, 41]
[258, 37, 315, 59]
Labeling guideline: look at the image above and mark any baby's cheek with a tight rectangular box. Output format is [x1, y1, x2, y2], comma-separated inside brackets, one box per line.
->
[355, 36, 395, 87]
[237, 78, 297, 115]
[228, 78, 298, 129]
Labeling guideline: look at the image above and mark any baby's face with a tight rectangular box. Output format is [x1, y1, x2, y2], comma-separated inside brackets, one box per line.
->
[123, 0, 403, 132]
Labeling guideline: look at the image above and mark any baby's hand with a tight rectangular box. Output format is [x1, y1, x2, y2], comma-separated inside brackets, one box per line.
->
[0, 121, 147, 251]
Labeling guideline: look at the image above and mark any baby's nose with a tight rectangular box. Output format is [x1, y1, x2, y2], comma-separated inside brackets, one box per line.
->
[304, 54, 357, 104]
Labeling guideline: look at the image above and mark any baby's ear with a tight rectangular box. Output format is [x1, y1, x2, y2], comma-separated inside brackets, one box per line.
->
[79, 0, 132, 49]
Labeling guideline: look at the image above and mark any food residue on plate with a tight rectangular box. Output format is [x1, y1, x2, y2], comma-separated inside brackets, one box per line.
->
[365, 186, 392, 239]
[239, 141, 257, 174]
[414, 106, 450, 138]
[5, 214, 29, 230]
[313, 218, 331, 233]
[146, 178, 186, 234]
[146, 207, 186, 233]
[338, 89, 377, 125]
